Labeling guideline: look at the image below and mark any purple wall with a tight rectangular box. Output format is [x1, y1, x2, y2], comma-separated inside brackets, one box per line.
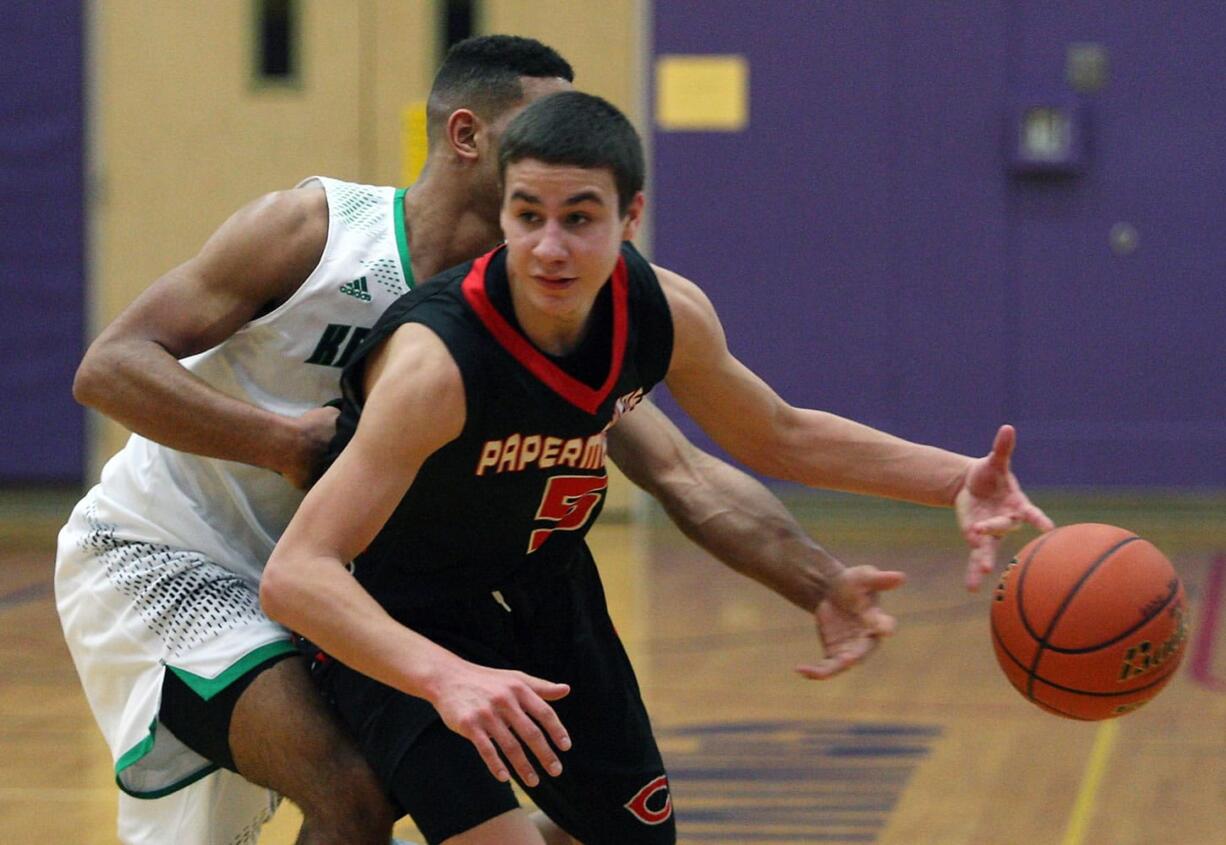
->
[0, 2, 85, 482]
[652, 2, 1225, 487]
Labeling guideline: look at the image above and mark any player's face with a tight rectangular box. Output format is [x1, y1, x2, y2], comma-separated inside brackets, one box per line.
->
[501, 159, 643, 329]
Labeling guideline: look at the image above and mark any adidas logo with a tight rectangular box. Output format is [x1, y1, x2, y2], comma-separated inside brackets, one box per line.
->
[339, 276, 372, 302]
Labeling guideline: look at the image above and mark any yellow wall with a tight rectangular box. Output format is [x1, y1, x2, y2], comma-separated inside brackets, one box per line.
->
[481, 0, 646, 122]
[88, 2, 645, 519]
[88, 1, 438, 468]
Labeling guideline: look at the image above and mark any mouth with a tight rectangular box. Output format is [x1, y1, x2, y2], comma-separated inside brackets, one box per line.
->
[534, 275, 577, 290]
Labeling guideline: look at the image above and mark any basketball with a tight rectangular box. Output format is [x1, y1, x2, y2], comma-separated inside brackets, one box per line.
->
[990, 523, 1188, 720]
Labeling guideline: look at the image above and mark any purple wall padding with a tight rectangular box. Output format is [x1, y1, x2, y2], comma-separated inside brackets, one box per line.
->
[0, 2, 85, 482]
[652, 2, 1225, 487]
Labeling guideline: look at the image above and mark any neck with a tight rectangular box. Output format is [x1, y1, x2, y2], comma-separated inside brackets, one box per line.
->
[402, 163, 502, 280]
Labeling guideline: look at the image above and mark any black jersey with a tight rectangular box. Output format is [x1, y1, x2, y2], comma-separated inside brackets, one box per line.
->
[332, 242, 674, 616]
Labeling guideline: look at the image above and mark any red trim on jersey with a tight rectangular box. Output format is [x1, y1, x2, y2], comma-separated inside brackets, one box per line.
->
[462, 247, 629, 415]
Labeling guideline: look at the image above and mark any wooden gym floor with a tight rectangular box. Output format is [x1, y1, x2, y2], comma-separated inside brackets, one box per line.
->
[3, 486, 1224, 844]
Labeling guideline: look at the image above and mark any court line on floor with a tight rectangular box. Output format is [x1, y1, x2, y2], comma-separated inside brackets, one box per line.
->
[0, 580, 51, 612]
[1060, 719, 1119, 845]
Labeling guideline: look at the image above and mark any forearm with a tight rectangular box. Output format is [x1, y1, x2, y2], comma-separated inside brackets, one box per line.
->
[74, 338, 304, 473]
[654, 458, 842, 613]
[769, 409, 972, 507]
[260, 552, 458, 699]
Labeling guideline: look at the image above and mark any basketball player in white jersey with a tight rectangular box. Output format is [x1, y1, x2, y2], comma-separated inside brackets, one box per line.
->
[56, 35, 1049, 845]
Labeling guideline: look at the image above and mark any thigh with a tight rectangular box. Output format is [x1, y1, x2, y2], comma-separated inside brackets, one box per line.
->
[526, 689, 674, 845]
[116, 768, 280, 845]
[226, 655, 385, 809]
[389, 719, 521, 845]
[518, 565, 675, 844]
[159, 650, 296, 772]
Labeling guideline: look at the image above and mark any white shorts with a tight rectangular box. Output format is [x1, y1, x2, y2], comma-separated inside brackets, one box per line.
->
[117, 769, 281, 845]
[55, 488, 294, 842]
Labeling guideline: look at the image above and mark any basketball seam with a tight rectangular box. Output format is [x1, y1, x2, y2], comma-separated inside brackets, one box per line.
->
[1042, 579, 1181, 655]
[993, 623, 1181, 698]
[1015, 528, 1059, 643]
[1023, 534, 1143, 699]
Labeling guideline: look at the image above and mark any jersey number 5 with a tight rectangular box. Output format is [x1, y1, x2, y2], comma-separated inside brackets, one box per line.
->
[529, 474, 608, 553]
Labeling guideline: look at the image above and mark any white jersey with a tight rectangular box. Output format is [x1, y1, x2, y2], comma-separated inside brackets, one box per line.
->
[90, 176, 415, 582]
[56, 176, 420, 820]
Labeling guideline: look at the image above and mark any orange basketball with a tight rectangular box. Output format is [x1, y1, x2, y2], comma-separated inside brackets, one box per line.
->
[990, 523, 1188, 720]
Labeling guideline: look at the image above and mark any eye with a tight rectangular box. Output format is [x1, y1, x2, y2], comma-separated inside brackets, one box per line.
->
[565, 212, 591, 227]
[517, 210, 542, 224]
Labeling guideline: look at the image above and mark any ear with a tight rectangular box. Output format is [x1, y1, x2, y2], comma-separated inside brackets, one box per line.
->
[445, 109, 481, 163]
[620, 192, 646, 241]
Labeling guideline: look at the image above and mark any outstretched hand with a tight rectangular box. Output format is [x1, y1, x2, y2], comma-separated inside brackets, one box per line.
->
[955, 424, 1054, 592]
[796, 565, 906, 680]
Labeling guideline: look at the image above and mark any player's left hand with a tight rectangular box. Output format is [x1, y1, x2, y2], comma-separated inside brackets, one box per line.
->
[955, 424, 1055, 592]
[795, 565, 906, 680]
[281, 404, 342, 490]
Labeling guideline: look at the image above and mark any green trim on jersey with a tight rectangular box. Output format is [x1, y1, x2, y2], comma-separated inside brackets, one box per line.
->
[166, 640, 297, 701]
[114, 719, 157, 777]
[110, 641, 297, 797]
[394, 187, 415, 289]
[114, 718, 220, 798]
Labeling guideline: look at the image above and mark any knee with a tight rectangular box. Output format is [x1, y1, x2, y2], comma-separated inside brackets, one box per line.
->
[299, 749, 397, 834]
[298, 785, 395, 844]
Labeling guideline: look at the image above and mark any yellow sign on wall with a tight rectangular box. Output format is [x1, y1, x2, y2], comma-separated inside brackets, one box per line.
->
[655, 54, 749, 131]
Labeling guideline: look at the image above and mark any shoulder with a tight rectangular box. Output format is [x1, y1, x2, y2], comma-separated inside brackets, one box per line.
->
[364, 323, 465, 423]
[376, 321, 457, 376]
[230, 184, 328, 247]
[651, 263, 716, 323]
[195, 184, 330, 306]
[649, 263, 728, 374]
[342, 266, 477, 397]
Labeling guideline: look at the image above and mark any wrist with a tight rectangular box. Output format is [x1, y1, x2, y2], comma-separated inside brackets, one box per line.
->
[807, 549, 846, 610]
[259, 412, 309, 477]
[944, 456, 975, 507]
[410, 646, 463, 703]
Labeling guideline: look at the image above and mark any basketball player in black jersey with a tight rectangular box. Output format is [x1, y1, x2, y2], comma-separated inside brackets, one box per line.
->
[262, 92, 1052, 844]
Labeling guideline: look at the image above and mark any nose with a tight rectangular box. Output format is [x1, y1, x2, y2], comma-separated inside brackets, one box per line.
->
[532, 220, 567, 264]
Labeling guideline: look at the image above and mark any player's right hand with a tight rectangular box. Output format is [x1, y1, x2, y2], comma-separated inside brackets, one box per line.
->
[281, 404, 341, 489]
[954, 424, 1055, 591]
[795, 565, 905, 680]
[430, 662, 572, 787]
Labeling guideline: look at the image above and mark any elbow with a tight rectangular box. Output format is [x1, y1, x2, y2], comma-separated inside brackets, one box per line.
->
[72, 347, 108, 409]
[258, 555, 297, 626]
[73, 337, 132, 410]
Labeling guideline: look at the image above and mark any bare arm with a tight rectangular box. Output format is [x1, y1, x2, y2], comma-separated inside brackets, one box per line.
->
[261, 325, 463, 688]
[609, 402, 905, 678]
[657, 265, 972, 505]
[261, 325, 571, 786]
[656, 264, 1053, 588]
[608, 401, 840, 613]
[73, 187, 333, 486]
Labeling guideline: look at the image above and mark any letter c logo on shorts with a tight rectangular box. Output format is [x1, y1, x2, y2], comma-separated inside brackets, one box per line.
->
[624, 774, 672, 825]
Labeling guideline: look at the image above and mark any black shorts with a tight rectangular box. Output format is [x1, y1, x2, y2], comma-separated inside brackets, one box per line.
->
[317, 548, 675, 845]
[159, 649, 299, 772]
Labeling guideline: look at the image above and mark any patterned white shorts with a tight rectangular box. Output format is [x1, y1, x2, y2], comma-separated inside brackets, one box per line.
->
[55, 490, 292, 843]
